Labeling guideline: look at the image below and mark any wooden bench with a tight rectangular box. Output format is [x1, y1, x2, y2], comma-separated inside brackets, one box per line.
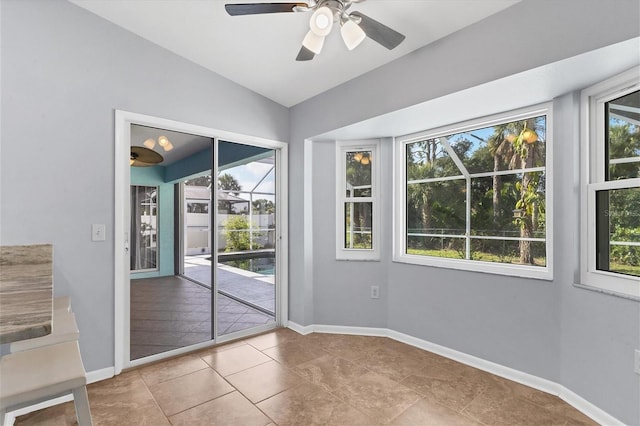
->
[9, 309, 79, 353]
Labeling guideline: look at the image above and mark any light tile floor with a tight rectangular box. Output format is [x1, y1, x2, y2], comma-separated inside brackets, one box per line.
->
[16, 329, 597, 426]
[131, 275, 274, 360]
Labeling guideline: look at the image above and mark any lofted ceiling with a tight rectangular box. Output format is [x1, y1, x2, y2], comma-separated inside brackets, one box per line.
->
[69, 0, 520, 107]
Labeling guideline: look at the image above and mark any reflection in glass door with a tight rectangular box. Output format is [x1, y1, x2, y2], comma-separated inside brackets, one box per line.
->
[130, 185, 158, 271]
[182, 175, 213, 287]
[216, 141, 277, 336]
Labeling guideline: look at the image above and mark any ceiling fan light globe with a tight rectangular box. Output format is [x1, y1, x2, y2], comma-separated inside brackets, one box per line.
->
[341, 19, 366, 50]
[143, 138, 156, 149]
[309, 6, 333, 36]
[302, 30, 325, 54]
[164, 141, 174, 151]
[158, 135, 169, 147]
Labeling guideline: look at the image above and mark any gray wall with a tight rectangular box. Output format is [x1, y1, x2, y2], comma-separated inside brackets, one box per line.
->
[289, 1, 640, 423]
[0, 0, 288, 369]
[2, 0, 639, 423]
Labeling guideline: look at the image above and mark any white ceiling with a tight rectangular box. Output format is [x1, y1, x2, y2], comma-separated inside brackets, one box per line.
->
[69, 0, 519, 107]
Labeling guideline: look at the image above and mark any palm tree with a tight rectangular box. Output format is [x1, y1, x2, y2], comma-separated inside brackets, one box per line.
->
[486, 123, 513, 224]
[218, 173, 241, 195]
[487, 119, 546, 264]
[218, 173, 242, 214]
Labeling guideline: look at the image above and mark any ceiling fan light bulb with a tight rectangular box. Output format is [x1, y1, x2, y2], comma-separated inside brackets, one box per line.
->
[310, 6, 333, 36]
[341, 19, 366, 50]
[302, 30, 325, 54]
[143, 138, 156, 149]
[158, 135, 169, 147]
[164, 141, 174, 151]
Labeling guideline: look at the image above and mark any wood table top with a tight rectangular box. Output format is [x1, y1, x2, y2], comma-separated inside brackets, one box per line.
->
[0, 244, 53, 344]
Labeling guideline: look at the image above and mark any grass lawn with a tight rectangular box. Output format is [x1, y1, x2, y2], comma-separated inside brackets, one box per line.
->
[407, 248, 546, 266]
[406, 248, 639, 276]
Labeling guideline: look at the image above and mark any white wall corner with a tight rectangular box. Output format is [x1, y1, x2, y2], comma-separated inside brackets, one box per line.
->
[287, 321, 314, 335]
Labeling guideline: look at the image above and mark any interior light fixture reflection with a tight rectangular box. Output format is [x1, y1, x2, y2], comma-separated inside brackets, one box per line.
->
[157, 135, 174, 151]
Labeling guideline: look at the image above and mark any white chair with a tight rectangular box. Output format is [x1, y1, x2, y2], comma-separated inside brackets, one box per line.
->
[0, 340, 93, 426]
[9, 310, 79, 353]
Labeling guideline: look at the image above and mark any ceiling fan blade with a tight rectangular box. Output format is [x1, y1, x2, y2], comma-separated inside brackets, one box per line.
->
[131, 146, 163, 167]
[225, 3, 308, 16]
[296, 46, 316, 61]
[350, 11, 405, 50]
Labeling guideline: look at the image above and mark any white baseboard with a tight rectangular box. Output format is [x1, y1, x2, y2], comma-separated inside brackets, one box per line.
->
[287, 322, 623, 426]
[87, 366, 115, 384]
[4, 367, 114, 426]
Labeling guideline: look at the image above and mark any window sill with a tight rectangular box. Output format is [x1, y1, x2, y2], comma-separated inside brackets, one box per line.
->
[577, 270, 640, 301]
[393, 253, 553, 281]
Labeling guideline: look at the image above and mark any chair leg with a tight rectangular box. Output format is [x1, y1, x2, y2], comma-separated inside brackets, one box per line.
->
[72, 386, 93, 426]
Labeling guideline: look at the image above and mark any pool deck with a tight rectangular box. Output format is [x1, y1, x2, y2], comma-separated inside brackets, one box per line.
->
[183, 255, 275, 314]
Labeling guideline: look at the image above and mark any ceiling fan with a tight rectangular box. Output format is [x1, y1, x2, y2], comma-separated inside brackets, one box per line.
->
[130, 136, 174, 167]
[130, 146, 163, 167]
[224, 0, 406, 61]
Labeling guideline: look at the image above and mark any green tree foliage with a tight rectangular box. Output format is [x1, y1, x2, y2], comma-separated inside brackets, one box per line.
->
[345, 152, 373, 248]
[218, 173, 242, 214]
[252, 199, 275, 214]
[606, 119, 640, 273]
[406, 117, 547, 265]
[223, 216, 262, 252]
[184, 175, 211, 187]
[218, 173, 241, 194]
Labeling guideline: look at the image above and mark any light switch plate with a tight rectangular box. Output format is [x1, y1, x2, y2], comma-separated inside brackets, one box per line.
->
[92, 224, 106, 241]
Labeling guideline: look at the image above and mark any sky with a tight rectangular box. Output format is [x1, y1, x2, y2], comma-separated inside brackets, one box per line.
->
[221, 160, 276, 202]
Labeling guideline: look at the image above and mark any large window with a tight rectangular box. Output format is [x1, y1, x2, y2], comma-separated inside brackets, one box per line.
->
[394, 105, 552, 279]
[336, 140, 380, 260]
[581, 69, 640, 298]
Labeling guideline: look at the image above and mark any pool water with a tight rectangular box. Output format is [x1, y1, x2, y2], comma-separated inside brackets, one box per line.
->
[222, 257, 276, 275]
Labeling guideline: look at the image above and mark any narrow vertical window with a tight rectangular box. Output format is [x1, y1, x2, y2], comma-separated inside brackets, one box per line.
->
[336, 140, 380, 260]
[130, 185, 159, 271]
[581, 69, 640, 298]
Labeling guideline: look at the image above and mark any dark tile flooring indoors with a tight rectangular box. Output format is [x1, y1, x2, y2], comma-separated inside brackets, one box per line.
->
[131, 275, 275, 360]
[16, 329, 597, 426]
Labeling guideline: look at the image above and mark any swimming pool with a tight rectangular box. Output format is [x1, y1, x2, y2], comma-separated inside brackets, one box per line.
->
[221, 257, 276, 275]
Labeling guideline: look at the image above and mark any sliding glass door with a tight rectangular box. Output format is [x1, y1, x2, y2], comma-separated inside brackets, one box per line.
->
[119, 110, 287, 370]
[216, 141, 277, 335]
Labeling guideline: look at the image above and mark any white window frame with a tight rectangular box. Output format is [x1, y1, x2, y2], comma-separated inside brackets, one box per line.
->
[580, 68, 640, 299]
[336, 139, 381, 261]
[393, 104, 553, 280]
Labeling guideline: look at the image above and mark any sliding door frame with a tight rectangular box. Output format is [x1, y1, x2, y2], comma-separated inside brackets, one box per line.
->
[114, 110, 288, 374]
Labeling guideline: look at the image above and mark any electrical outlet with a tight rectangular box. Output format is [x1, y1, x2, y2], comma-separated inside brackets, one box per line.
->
[370, 285, 380, 299]
[634, 349, 640, 375]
